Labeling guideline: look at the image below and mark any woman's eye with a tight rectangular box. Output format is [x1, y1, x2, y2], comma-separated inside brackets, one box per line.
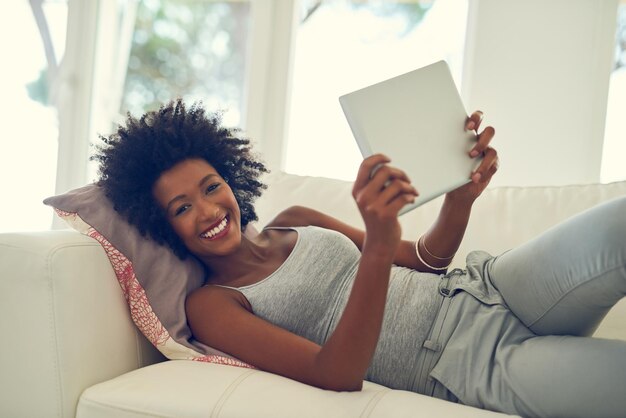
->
[205, 183, 220, 194]
[174, 204, 190, 217]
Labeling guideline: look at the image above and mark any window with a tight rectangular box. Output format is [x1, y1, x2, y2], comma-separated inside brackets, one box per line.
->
[601, 3, 626, 183]
[120, 0, 252, 128]
[0, 0, 67, 232]
[284, 0, 469, 180]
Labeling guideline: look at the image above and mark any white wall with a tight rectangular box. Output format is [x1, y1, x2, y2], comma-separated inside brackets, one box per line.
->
[462, 0, 618, 187]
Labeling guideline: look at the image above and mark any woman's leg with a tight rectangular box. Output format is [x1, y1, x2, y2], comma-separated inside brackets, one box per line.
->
[487, 196, 626, 336]
[489, 333, 626, 418]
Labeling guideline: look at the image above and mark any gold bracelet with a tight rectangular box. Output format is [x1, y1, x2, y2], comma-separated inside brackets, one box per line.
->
[415, 239, 451, 271]
[420, 235, 455, 260]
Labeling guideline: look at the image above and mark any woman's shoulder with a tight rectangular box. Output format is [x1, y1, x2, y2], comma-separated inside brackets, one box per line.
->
[264, 206, 348, 233]
[265, 205, 316, 229]
[187, 285, 252, 316]
[266, 205, 365, 252]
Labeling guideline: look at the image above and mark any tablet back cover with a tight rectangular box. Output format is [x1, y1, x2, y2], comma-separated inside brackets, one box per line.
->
[339, 60, 479, 214]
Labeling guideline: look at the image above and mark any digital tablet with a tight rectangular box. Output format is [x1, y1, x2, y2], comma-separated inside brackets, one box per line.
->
[339, 60, 480, 215]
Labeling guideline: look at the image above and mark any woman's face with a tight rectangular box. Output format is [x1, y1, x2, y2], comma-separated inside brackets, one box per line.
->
[152, 158, 242, 259]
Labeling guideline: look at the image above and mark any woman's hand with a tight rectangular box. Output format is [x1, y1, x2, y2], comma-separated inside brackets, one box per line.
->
[352, 154, 418, 255]
[446, 110, 499, 204]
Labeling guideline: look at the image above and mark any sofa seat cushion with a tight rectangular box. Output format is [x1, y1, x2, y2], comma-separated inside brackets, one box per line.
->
[77, 361, 514, 418]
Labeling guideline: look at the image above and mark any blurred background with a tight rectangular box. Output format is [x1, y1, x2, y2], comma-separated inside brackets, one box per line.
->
[1, 0, 624, 233]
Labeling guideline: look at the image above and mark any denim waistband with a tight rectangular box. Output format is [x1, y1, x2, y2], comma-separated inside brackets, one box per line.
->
[410, 268, 466, 395]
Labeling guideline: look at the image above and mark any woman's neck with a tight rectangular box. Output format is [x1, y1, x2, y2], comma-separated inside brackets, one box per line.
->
[200, 233, 274, 286]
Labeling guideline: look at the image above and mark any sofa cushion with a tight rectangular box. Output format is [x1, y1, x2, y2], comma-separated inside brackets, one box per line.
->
[77, 361, 515, 418]
[44, 184, 251, 368]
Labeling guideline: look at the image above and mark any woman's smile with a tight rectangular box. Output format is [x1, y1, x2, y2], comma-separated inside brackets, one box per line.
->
[199, 214, 231, 240]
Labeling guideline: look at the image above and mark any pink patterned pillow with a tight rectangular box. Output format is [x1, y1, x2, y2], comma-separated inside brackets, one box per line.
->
[45, 184, 252, 369]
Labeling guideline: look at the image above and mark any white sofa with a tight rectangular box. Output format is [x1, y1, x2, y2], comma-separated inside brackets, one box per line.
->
[1, 171, 625, 418]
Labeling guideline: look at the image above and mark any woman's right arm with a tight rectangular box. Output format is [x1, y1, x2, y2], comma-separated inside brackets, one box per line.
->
[186, 247, 394, 391]
[186, 154, 417, 391]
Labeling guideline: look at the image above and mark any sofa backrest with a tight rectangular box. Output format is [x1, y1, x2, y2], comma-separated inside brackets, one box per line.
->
[256, 171, 626, 268]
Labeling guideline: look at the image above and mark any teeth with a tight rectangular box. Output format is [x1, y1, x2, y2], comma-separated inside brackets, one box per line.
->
[201, 217, 228, 239]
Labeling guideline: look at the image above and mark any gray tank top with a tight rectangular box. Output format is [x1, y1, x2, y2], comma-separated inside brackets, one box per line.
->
[225, 225, 442, 390]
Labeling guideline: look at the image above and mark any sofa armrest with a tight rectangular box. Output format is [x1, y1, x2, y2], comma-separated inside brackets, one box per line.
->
[0, 230, 165, 418]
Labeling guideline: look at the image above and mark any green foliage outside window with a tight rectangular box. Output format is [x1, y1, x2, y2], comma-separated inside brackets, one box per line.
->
[122, 0, 250, 118]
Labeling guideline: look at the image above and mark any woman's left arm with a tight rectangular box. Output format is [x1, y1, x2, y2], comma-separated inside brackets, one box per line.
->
[415, 110, 499, 272]
[268, 111, 498, 273]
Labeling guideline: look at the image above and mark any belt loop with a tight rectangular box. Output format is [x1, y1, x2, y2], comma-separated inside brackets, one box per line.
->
[438, 273, 454, 297]
[439, 268, 466, 298]
[438, 280, 452, 297]
[423, 340, 441, 352]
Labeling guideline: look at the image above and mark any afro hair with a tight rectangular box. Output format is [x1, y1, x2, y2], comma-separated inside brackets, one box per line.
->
[92, 99, 268, 259]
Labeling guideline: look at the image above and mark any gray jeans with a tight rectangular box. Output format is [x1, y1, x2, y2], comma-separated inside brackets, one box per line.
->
[431, 196, 626, 418]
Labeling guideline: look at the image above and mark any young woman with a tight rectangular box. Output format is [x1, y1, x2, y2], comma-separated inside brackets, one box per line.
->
[95, 99, 626, 418]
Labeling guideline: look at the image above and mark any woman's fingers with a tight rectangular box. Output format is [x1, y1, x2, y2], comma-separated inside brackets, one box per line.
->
[368, 164, 412, 192]
[472, 147, 499, 183]
[360, 179, 417, 219]
[387, 189, 418, 214]
[355, 155, 412, 197]
[469, 125, 495, 158]
[378, 179, 418, 206]
[466, 110, 484, 132]
[464, 110, 499, 184]
[353, 154, 418, 218]
[466, 110, 494, 158]
[353, 154, 390, 197]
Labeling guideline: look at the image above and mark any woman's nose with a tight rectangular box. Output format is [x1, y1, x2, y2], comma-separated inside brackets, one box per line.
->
[197, 200, 220, 221]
